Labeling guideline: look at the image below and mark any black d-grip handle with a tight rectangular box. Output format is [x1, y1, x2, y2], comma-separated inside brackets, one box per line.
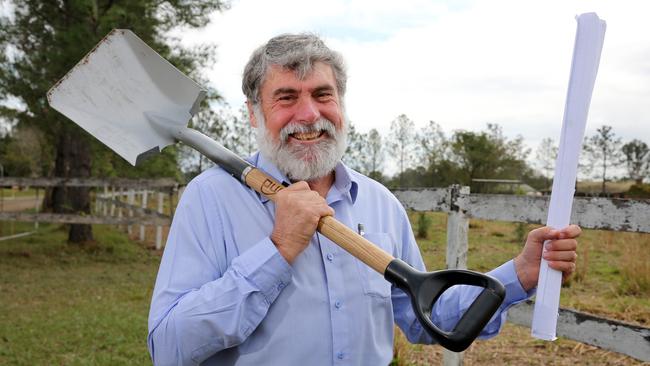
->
[385, 259, 506, 352]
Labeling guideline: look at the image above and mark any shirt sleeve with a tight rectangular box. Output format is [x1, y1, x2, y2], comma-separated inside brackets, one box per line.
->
[147, 182, 292, 365]
[391, 209, 533, 344]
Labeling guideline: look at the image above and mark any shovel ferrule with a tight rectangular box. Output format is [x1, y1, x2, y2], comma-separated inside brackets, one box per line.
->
[174, 127, 253, 183]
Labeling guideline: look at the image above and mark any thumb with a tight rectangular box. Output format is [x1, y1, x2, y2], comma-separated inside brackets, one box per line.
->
[527, 226, 561, 245]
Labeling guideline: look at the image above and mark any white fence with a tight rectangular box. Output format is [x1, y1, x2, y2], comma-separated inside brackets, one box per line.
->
[393, 185, 650, 364]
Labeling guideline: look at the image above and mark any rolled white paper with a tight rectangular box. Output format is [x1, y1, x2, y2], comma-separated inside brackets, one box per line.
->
[531, 12, 606, 341]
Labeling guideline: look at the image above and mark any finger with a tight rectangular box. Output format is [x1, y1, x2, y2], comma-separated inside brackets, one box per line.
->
[548, 260, 576, 274]
[545, 239, 578, 252]
[527, 226, 562, 243]
[557, 224, 582, 239]
[286, 181, 311, 192]
[543, 250, 577, 262]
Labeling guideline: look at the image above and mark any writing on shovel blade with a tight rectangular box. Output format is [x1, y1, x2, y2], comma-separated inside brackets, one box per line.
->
[46, 29, 206, 166]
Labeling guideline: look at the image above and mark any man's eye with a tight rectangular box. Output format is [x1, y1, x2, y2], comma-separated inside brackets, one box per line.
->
[317, 92, 333, 99]
[278, 95, 295, 102]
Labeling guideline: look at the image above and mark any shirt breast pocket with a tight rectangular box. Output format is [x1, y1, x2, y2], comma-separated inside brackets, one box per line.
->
[356, 232, 394, 299]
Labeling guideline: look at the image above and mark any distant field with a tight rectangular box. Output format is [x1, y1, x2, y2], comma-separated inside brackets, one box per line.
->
[0, 213, 648, 365]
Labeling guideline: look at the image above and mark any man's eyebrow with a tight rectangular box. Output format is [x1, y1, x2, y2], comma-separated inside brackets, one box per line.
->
[272, 87, 298, 97]
[313, 85, 335, 93]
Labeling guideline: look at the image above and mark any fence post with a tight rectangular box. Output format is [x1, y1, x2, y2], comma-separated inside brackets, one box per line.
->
[155, 191, 164, 250]
[94, 186, 100, 214]
[140, 190, 148, 241]
[443, 185, 470, 366]
[127, 190, 134, 235]
[34, 188, 40, 230]
[117, 187, 123, 228]
[109, 186, 116, 217]
[103, 185, 108, 216]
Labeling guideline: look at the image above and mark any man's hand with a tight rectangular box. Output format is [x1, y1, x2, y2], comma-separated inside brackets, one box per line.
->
[514, 225, 581, 291]
[271, 181, 334, 264]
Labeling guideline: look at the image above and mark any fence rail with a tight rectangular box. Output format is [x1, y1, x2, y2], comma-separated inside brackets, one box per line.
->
[0, 177, 177, 189]
[0, 177, 178, 248]
[394, 187, 650, 363]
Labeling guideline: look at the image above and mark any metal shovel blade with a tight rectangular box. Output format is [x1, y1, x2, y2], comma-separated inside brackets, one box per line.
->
[47, 29, 206, 166]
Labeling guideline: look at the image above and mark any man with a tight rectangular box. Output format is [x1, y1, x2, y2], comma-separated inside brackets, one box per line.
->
[147, 33, 579, 365]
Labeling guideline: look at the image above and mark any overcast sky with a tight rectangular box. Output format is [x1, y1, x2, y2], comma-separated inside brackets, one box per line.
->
[172, 0, 649, 169]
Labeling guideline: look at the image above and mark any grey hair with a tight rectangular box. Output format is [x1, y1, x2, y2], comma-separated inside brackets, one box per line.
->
[242, 33, 347, 104]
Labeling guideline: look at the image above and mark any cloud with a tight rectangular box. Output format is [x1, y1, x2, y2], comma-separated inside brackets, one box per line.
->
[177, 0, 650, 171]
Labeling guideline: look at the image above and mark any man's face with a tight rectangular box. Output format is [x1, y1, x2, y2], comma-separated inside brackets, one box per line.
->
[250, 62, 347, 181]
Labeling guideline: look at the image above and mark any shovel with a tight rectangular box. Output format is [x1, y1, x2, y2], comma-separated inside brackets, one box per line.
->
[47, 29, 505, 352]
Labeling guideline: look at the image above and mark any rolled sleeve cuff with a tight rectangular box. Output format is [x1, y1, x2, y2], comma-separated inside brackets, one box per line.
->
[487, 259, 535, 307]
[231, 238, 293, 305]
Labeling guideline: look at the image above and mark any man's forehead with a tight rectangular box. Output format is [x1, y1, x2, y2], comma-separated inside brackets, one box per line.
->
[263, 62, 336, 87]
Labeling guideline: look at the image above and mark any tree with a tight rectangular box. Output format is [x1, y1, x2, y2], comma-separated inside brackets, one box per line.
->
[535, 137, 558, 179]
[366, 128, 384, 181]
[583, 125, 622, 194]
[179, 99, 230, 181]
[450, 123, 530, 191]
[388, 114, 416, 186]
[621, 139, 649, 185]
[227, 104, 256, 158]
[0, 0, 228, 243]
[343, 122, 365, 172]
[418, 120, 447, 169]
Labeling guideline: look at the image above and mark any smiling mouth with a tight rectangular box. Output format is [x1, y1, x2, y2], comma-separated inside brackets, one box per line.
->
[290, 131, 326, 141]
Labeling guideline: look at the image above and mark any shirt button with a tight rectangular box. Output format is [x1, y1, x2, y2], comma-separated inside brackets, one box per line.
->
[326, 253, 334, 261]
[277, 282, 285, 290]
[337, 352, 344, 360]
[334, 300, 342, 309]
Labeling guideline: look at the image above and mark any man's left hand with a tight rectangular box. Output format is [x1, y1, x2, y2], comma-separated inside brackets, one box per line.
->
[514, 225, 581, 291]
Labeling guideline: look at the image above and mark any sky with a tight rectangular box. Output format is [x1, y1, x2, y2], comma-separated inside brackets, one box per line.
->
[172, 0, 650, 173]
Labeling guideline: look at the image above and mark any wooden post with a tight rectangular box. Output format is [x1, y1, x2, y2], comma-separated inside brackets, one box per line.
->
[34, 188, 39, 230]
[155, 192, 164, 249]
[94, 186, 100, 214]
[140, 190, 148, 241]
[117, 187, 123, 226]
[127, 190, 135, 235]
[443, 185, 470, 366]
[103, 185, 108, 216]
[109, 186, 116, 217]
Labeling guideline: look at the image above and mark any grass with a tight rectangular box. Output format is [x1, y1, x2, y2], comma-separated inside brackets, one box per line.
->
[0, 187, 39, 198]
[0, 223, 159, 365]
[1, 212, 649, 365]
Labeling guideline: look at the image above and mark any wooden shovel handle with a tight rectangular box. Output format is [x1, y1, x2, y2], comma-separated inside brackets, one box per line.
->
[244, 167, 394, 274]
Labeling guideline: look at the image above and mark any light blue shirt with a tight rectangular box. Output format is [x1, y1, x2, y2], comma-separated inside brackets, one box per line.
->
[148, 152, 531, 366]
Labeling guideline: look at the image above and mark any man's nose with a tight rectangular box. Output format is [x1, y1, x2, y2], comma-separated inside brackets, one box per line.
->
[294, 96, 320, 123]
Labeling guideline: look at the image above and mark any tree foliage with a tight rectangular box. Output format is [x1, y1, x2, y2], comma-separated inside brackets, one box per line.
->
[535, 137, 558, 179]
[388, 114, 416, 185]
[0, 0, 228, 242]
[449, 124, 529, 191]
[583, 125, 622, 194]
[621, 139, 649, 184]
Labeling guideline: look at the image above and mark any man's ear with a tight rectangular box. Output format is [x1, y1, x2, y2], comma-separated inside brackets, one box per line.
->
[246, 101, 258, 128]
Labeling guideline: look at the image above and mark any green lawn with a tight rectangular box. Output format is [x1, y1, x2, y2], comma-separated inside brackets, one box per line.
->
[0, 224, 159, 365]
[1, 213, 648, 365]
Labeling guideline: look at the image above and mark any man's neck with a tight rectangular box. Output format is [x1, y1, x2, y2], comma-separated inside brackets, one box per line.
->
[307, 172, 335, 198]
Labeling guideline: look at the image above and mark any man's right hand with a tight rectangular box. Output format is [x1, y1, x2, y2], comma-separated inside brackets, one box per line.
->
[270, 181, 334, 263]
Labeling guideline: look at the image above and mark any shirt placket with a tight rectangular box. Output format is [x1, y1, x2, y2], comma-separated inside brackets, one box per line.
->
[317, 231, 351, 365]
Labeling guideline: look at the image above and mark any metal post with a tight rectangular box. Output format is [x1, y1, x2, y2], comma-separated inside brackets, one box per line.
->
[443, 185, 470, 366]
[155, 192, 164, 250]
[140, 190, 148, 241]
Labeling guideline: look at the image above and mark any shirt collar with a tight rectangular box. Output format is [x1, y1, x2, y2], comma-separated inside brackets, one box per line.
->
[247, 152, 358, 204]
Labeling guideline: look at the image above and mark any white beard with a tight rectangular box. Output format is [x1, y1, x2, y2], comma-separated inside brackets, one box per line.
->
[254, 108, 348, 182]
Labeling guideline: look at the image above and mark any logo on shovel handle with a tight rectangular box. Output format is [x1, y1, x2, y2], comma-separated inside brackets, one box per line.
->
[261, 179, 283, 196]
